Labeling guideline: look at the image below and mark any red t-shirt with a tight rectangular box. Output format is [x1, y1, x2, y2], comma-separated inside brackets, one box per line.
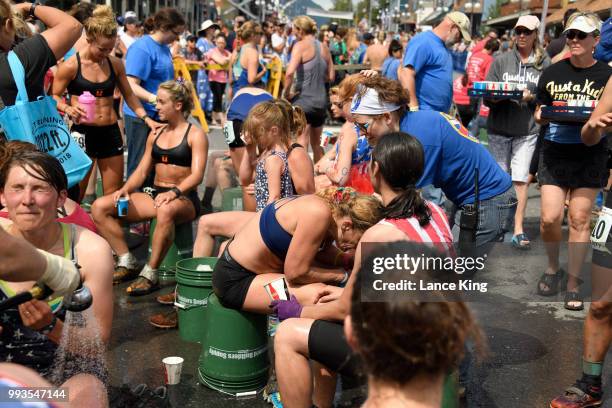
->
[453, 76, 470, 106]
[466, 51, 494, 89]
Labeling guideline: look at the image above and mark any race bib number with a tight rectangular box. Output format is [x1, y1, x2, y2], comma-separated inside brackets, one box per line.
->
[70, 131, 85, 150]
[591, 206, 612, 252]
[223, 120, 235, 145]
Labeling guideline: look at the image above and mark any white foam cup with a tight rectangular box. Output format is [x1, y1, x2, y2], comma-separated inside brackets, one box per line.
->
[163, 356, 184, 385]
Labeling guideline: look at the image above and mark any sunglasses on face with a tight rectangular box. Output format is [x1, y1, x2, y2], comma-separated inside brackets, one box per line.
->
[332, 101, 344, 108]
[566, 30, 589, 40]
[515, 28, 534, 36]
[354, 118, 374, 134]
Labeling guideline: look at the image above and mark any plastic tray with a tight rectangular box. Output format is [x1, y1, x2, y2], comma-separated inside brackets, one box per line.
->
[541, 106, 593, 123]
[468, 89, 523, 100]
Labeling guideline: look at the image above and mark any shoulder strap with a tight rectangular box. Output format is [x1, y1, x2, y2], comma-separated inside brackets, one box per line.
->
[7, 51, 28, 103]
[106, 57, 116, 77]
[183, 123, 192, 140]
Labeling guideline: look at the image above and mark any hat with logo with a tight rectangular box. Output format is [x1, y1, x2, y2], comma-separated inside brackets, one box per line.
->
[446, 11, 471, 41]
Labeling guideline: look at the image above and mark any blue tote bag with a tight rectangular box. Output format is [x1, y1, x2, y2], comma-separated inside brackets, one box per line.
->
[0, 51, 91, 188]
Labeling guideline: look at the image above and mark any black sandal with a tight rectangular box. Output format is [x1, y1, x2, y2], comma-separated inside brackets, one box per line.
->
[537, 268, 566, 296]
[564, 291, 584, 311]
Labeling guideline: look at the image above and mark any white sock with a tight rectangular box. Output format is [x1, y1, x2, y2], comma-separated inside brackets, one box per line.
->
[116, 252, 137, 269]
[139, 264, 158, 283]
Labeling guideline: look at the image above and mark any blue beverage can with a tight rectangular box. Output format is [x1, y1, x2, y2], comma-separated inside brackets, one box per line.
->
[117, 197, 129, 217]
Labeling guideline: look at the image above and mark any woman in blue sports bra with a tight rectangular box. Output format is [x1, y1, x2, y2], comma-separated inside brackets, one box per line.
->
[0, 150, 113, 394]
[52, 5, 160, 201]
[92, 80, 208, 296]
[212, 186, 382, 313]
[231, 21, 267, 95]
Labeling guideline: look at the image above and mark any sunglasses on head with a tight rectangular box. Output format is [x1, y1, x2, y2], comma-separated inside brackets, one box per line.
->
[566, 30, 589, 40]
[515, 27, 534, 36]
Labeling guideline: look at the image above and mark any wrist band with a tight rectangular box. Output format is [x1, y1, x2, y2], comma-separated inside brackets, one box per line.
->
[409, 105, 419, 112]
[148, 95, 157, 105]
[29, 2, 39, 19]
[139, 114, 148, 121]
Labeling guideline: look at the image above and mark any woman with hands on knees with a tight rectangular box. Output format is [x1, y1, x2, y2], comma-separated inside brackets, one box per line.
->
[91, 80, 208, 296]
[52, 5, 162, 201]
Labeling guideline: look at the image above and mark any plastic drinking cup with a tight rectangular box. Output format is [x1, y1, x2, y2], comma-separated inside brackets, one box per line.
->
[162, 356, 184, 385]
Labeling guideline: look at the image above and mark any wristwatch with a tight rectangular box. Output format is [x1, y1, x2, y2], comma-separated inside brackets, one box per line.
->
[29, 2, 39, 19]
[170, 187, 182, 198]
[40, 315, 57, 336]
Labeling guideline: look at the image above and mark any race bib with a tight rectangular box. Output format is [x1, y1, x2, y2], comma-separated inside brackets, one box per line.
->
[71, 131, 85, 150]
[223, 120, 235, 145]
[591, 206, 612, 253]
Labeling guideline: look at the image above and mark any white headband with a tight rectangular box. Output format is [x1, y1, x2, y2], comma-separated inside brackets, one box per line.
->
[351, 86, 401, 115]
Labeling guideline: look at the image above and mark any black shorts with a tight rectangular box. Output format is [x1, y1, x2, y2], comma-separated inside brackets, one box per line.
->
[212, 244, 257, 310]
[308, 320, 361, 377]
[304, 108, 326, 128]
[228, 119, 245, 148]
[538, 140, 608, 189]
[153, 185, 201, 218]
[72, 123, 124, 159]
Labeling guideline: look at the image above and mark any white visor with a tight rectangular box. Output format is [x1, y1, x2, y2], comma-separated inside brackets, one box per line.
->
[351, 86, 401, 115]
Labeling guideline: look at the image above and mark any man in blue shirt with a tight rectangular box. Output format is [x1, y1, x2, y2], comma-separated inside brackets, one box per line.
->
[124, 12, 185, 180]
[400, 11, 471, 113]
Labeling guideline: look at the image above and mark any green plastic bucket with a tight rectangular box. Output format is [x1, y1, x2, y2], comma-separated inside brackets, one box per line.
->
[148, 220, 194, 282]
[221, 187, 243, 211]
[176, 257, 216, 343]
[198, 294, 269, 395]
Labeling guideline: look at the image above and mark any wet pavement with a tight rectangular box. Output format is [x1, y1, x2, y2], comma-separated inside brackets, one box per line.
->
[104, 127, 612, 407]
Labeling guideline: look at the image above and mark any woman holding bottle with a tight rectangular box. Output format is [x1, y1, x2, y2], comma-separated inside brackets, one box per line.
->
[52, 5, 159, 200]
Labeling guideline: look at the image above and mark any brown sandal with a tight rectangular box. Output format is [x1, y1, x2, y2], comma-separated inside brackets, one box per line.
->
[113, 266, 140, 285]
[126, 276, 159, 296]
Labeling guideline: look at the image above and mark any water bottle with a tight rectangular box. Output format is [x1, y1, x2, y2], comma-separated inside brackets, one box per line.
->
[78, 91, 96, 123]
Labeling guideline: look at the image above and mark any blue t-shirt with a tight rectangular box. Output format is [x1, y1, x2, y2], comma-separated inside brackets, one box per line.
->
[123, 35, 174, 119]
[403, 31, 453, 112]
[400, 110, 512, 206]
[381, 57, 400, 81]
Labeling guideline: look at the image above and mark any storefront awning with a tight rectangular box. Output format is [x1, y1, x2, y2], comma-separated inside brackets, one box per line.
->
[484, 10, 532, 26]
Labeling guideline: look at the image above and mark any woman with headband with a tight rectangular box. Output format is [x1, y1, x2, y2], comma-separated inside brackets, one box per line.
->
[348, 75, 514, 249]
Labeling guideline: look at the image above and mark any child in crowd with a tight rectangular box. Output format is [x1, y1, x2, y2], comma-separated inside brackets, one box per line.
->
[239, 100, 302, 211]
